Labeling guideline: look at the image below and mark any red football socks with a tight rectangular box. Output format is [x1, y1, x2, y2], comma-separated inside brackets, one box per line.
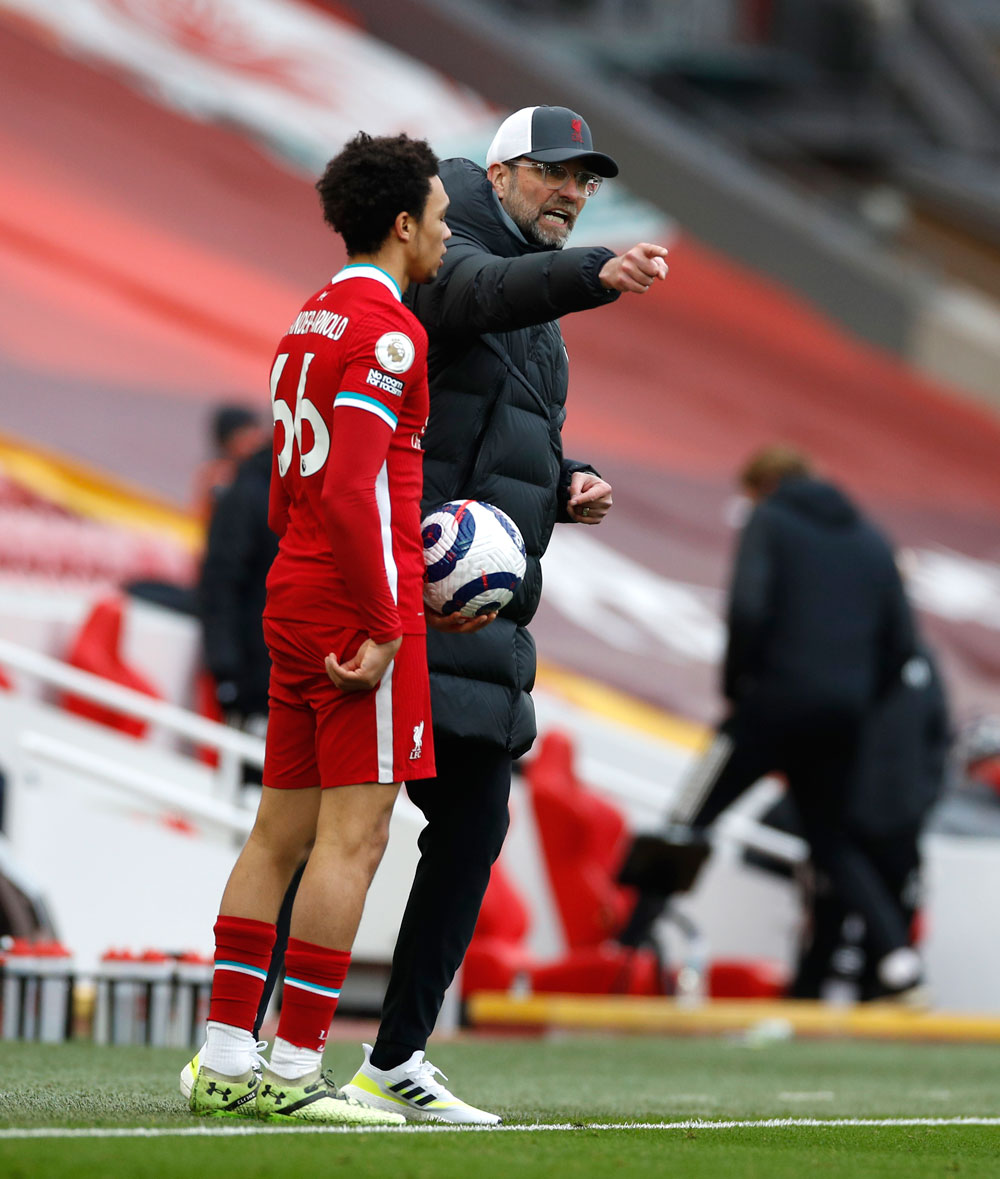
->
[275, 938, 351, 1051]
[208, 915, 276, 1031]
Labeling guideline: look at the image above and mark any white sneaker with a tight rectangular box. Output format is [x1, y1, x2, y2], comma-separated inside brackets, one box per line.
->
[341, 1043, 501, 1125]
[877, 947, 922, 991]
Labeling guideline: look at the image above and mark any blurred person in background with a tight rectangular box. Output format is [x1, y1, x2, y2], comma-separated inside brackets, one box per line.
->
[621, 444, 923, 998]
[763, 638, 950, 1000]
[190, 404, 267, 525]
[125, 405, 267, 619]
[184, 130, 448, 1127]
[198, 440, 277, 737]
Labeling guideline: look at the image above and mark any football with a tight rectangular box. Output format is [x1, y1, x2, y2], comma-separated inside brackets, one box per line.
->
[421, 499, 527, 617]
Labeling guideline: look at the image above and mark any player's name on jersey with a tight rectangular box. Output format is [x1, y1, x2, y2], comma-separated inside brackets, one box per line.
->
[287, 309, 350, 340]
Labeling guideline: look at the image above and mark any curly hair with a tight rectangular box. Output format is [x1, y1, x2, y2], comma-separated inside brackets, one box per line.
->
[316, 132, 440, 256]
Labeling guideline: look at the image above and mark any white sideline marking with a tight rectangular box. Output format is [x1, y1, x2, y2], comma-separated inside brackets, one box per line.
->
[1, 1118, 999, 1139]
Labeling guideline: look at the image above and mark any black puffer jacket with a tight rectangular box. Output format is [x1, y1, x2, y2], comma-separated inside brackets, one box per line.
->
[406, 158, 619, 755]
[723, 476, 915, 715]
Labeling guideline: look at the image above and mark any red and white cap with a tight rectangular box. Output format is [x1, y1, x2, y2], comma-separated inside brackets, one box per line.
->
[485, 106, 619, 177]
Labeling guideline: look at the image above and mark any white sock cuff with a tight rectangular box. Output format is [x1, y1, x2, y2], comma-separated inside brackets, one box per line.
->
[267, 1036, 324, 1082]
[203, 1021, 258, 1076]
[206, 1020, 256, 1044]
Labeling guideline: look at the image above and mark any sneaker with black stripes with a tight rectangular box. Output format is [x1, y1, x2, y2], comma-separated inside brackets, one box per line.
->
[341, 1043, 501, 1124]
[256, 1065, 405, 1126]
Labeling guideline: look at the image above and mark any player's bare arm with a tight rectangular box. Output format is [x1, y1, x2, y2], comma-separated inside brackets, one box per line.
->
[599, 243, 669, 294]
[567, 470, 613, 524]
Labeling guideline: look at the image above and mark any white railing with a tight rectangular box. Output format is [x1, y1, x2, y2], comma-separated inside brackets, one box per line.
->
[18, 731, 254, 837]
[0, 637, 263, 812]
[0, 635, 806, 863]
[576, 752, 808, 866]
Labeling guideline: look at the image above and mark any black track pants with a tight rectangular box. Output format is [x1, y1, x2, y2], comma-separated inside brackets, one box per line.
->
[371, 734, 512, 1066]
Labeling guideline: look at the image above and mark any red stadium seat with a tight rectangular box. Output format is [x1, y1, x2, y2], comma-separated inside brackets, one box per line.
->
[462, 862, 536, 997]
[704, 958, 788, 999]
[521, 731, 636, 948]
[507, 732, 664, 996]
[968, 753, 1000, 797]
[529, 943, 663, 996]
[193, 667, 224, 766]
[60, 594, 161, 737]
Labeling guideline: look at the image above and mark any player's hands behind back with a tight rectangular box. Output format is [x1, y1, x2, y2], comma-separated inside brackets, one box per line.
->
[325, 636, 401, 691]
[326, 612, 497, 691]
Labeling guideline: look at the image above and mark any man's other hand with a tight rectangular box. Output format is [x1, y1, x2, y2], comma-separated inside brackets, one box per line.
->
[567, 470, 613, 524]
[426, 608, 497, 634]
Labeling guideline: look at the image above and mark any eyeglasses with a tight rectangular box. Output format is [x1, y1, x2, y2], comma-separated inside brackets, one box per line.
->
[507, 159, 604, 198]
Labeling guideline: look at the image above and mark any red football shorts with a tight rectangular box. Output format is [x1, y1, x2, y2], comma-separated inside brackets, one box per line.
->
[262, 619, 435, 789]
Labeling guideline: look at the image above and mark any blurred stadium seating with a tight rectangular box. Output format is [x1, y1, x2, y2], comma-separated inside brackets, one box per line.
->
[1, 0, 1000, 1014]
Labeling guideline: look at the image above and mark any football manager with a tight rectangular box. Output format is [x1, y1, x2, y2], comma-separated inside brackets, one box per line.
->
[339, 105, 671, 1123]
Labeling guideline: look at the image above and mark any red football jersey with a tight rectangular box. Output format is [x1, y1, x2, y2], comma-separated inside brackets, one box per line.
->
[264, 265, 429, 642]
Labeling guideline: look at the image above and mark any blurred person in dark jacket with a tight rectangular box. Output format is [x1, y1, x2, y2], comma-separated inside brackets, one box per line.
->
[622, 444, 922, 996]
[788, 640, 950, 999]
[191, 404, 268, 526]
[126, 403, 264, 620]
[198, 442, 277, 733]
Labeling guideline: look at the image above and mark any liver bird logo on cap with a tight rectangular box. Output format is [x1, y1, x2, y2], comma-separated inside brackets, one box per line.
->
[571, 117, 584, 144]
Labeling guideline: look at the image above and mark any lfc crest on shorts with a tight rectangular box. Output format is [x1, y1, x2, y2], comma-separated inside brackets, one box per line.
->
[409, 721, 424, 760]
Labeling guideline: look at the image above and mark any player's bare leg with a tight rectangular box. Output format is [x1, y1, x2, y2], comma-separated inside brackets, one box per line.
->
[288, 780, 399, 947]
[218, 785, 321, 923]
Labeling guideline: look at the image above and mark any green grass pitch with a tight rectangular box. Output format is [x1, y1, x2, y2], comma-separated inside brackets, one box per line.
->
[1, 1033, 998, 1177]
